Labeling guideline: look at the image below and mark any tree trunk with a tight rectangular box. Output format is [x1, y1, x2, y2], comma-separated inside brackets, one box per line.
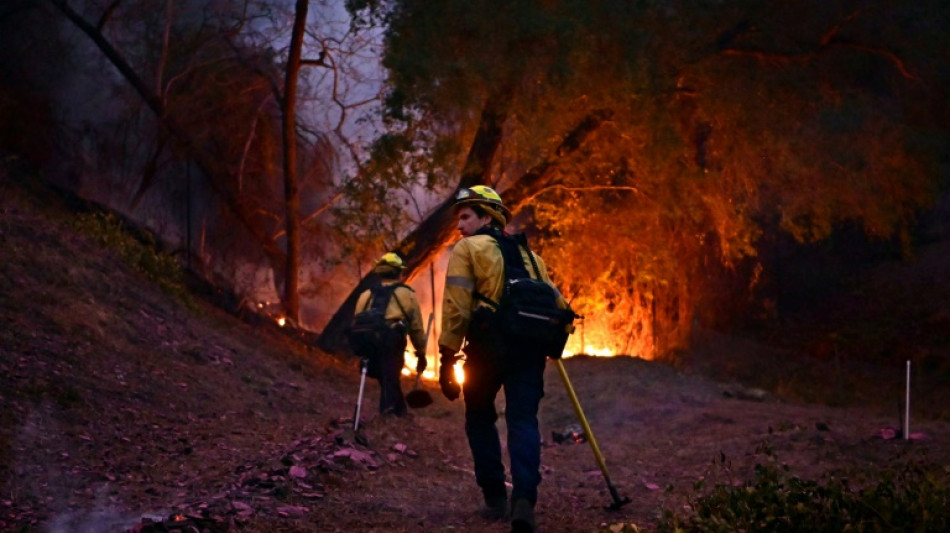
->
[280, 0, 307, 323]
[316, 108, 612, 354]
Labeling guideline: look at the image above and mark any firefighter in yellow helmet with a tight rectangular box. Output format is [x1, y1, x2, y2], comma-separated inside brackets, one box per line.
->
[438, 185, 568, 532]
[353, 252, 427, 416]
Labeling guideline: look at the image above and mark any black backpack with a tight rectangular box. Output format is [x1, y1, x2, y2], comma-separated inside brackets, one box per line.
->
[475, 228, 576, 360]
[347, 283, 409, 377]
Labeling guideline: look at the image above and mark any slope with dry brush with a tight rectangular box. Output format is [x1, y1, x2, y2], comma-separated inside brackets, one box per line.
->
[3, 164, 950, 532]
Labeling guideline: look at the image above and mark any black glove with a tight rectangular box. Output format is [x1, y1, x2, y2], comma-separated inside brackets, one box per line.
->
[438, 348, 461, 401]
[416, 354, 428, 374]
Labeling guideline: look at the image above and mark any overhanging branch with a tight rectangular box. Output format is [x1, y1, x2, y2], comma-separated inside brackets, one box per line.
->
[316, 107, 613, 354]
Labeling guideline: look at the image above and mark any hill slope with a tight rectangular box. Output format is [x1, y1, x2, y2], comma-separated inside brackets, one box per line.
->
[0, 168, 365, 531]
[3, 168, 950, 533]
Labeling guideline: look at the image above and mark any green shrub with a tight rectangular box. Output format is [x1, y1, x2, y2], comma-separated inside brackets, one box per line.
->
[657, 449, 950, 533]
[72, 211, 190, 302]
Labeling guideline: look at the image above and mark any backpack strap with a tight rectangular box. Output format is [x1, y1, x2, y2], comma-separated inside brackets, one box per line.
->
[471, 226, 539, 309]
[473, 291, 500, 311]
[511, 232, 543, 279]
[361, 283, 385, 312]
[388, 283, 412, 321]
[366, 282, 412, 322]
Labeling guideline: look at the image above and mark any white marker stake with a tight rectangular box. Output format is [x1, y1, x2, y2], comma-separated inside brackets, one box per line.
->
[904, 360, 911, 441]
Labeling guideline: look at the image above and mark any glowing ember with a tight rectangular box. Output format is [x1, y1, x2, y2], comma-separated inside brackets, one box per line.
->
[276, 317, 286, 327]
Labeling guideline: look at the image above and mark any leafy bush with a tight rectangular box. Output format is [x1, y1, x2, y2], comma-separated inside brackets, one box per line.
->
[657, 449, 950, 533]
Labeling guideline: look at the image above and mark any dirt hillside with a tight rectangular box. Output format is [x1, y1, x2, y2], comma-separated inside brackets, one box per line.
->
[3, 168, 950, 533]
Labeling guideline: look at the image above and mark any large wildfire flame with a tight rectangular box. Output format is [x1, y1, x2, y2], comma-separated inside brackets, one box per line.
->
[560, 319, 631, 358]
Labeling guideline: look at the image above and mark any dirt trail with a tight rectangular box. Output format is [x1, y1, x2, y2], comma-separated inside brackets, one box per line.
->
[325, 356, 950, 532]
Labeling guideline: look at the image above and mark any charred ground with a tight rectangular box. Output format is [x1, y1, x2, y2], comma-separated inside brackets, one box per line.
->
[2, 168, 950, 533]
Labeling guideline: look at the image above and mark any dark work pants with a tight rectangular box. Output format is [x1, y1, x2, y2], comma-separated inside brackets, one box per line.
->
[377, 340, 407, 416]
[462, 352, 546, 505]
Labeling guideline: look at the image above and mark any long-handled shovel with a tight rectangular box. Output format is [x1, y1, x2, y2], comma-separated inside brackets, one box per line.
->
[352, 358, 369, 445]
[555, 358, 631, 510]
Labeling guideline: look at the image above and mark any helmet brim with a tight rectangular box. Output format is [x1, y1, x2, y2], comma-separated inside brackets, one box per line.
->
[455, 198, 511, 223]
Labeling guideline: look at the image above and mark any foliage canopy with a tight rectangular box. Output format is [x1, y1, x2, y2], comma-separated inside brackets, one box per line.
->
[352, 0, 949, 355]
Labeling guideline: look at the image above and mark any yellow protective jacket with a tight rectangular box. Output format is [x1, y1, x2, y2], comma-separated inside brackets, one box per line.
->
[355, 280, 427, 357]
[438, 233, 567, 353]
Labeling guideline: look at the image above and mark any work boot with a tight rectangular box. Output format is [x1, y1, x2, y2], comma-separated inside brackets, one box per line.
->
[478, 485, 508, 520]
[479, 495, 508, 521]
[510, 498, 535, 533]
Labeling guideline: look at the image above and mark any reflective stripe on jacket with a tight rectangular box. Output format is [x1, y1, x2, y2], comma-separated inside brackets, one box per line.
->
[355, 281, 427, 355]
[438, 233, 564, 353]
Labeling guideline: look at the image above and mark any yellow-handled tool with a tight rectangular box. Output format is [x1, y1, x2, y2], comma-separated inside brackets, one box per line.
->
[555, 358, 631, 510]
[406, 313, 434, 408]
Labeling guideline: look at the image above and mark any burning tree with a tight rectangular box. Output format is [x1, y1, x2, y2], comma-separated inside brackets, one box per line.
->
[323, 0, 948, 359]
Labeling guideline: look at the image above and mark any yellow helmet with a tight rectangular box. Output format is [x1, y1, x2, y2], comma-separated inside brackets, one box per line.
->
[375, 252, 406, 270]
[454, 185, 511, 225]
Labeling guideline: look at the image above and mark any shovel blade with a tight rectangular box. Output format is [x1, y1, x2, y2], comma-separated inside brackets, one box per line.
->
[605, 484, 631, 510]
[406, 389, 433, 408]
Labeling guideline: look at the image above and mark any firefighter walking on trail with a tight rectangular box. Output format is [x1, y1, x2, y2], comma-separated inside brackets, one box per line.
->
[438, 185, 574, 533]
[351, 252, 427, 417]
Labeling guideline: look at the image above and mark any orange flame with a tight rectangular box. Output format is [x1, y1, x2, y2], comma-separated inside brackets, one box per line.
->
[401, 352, 448, 382]
[398, 310, 653, 385]
[562, 344, 616, 358]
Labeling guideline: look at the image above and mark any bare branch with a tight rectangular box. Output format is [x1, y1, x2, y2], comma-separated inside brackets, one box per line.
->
[236, 95, 273, 192]
[155, 0, 172, 94]
[96, 0, 122, 32]
[842, 42, 918, 80]
[161, 56, 249, 106]
[223, 38, 284, 104]
[720, 41, 918, 81]
[717, 12, 918, 81]
[300, 189, 344, 227]
[520, 184, 644, 206]
[300, 49, 328, 67]
[718, 42, 819, 66]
